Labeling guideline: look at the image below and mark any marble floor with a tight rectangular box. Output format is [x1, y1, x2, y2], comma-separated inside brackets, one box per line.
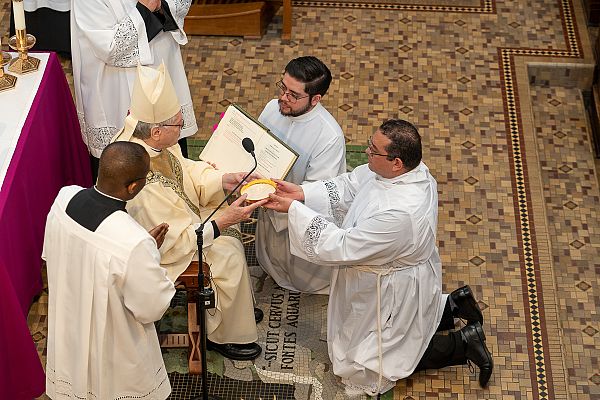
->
[2, 0, 600, 398]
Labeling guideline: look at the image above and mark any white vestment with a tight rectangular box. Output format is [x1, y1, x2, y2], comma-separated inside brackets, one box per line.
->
[126, 139, 258, 344]
[25, 0, 70, 11]
[256, 99, 346, 293]
[71, 0, 198, 157]
[43, 186, 175, 400]
[287, 163, 445, 395]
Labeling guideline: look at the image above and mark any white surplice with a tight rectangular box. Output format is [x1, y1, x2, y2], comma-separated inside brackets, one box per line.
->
[43, 186, 175, 400]
[256, 99, 346, 293]
[286, 163, 446, 395]
[25, 0, 70, 11]
[71, 0, 198, 157]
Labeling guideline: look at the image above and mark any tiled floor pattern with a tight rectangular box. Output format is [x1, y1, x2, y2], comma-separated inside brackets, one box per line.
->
[530, 85, 600, 399]
[2, 0, 600, 398]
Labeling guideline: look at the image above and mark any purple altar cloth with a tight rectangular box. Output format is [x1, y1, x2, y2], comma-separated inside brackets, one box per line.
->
[0, 52, 92, 399]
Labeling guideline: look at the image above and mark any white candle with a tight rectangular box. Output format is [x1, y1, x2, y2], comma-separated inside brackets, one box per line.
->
[12, 1, 26, 31]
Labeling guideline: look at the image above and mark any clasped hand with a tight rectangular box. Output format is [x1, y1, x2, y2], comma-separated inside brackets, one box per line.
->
[138, 0, 161, 12]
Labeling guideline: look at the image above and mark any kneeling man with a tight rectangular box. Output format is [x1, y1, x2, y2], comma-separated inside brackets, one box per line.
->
[265, 119, 494, 395]
[114, 63, 266, 360]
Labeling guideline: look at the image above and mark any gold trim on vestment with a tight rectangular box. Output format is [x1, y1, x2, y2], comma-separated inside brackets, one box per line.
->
[146, 149, 242, 243]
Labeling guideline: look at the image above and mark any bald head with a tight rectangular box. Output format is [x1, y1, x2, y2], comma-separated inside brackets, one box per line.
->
[97, 142, 150, 200]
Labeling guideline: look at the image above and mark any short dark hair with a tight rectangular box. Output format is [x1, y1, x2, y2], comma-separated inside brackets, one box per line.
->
[379, 119, 422, 170]
[99, 142, 149, 187]
[284, 56, 332, 97]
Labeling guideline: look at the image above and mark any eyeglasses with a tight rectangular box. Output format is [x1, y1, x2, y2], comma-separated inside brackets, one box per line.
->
[366, 136, 390, 157]
[125, 175, 148, 186]
[275, 80, 310, 103]
[161, 119, 185, 130]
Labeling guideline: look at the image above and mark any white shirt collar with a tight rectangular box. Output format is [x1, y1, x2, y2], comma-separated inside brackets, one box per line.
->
[376, 162, 429, 185]
[93, 186, 125, 202]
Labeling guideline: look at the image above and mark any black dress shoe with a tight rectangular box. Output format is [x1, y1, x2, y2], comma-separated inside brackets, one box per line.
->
[206, 340, 262, 361]
[460, 321, 493, 388]
[450, 285, 484, 325]
[254, 307, 264, 323]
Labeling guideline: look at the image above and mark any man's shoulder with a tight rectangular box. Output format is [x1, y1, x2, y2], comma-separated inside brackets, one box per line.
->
[98, 211, 154, 244]
[53, 185, 85, 209]
[312, 104, 343, 136]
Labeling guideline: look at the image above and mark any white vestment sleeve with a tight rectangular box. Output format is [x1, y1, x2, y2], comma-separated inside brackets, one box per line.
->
[72, 0, 152, 67]
[303, 134, 346, 183]
[121, 238, 175, 324]
[288, 200, 415, 266]
[302, 166, 369, 225]
[164, 0, 191, 43]
[271, 134, 347, 232]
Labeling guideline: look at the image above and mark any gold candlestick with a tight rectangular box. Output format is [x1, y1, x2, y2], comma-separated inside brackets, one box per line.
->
[0, 51, 17, 91]
[8, 29, 40, 74]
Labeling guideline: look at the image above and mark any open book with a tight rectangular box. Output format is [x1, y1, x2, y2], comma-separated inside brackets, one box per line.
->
[199, 104, 298, 179]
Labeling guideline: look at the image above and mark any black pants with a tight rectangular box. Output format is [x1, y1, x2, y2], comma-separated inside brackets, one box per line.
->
[90, 155, 100, 184]
[414, 298, 467, 371]
[10, 7, 71, 56]
[178, 137, 188, 158]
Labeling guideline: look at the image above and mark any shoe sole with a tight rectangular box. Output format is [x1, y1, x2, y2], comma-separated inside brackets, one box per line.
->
[460, 287, 484, 325]
[474, 323, 493, 388]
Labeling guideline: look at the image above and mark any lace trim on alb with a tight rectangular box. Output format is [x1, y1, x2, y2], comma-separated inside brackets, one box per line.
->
[302, 215, 329, 261]
[46, 365, 169, 399]
[181, 102, 196, 131]
[78, 112, 118, 153]
[324, 180, 344, 226]
[171, 0, 192, 28]
[342, 376, 395, 397]
[110, 16, 140, 68]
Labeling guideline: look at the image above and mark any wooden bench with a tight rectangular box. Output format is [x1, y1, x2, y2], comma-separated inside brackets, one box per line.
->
[184, 0, 292, 40]
[158, 261, 210, 374]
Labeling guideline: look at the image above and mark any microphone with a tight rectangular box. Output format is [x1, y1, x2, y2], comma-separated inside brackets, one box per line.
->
[242, 137, 255, 155]
[192, 137, 257, 400]
[196, 137, 258, 234]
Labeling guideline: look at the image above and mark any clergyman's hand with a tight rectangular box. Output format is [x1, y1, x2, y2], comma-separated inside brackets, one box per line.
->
[214, 194, 268, 231]
[221, 172, 262, 193]
[138, 0, 161, 12]
[263, 193, 295, 213]
[149, 222, 169, 248]
[271, 179, 304, 202]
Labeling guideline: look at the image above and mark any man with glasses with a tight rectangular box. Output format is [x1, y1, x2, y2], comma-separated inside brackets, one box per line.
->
[43, 141, 175, 399]
[256, 56, 346, 294]
[264, 119, 493, 396]
[114, 64, 266, 361]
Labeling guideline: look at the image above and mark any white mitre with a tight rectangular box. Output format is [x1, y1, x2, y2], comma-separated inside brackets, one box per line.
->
[113, 63, 181, 142]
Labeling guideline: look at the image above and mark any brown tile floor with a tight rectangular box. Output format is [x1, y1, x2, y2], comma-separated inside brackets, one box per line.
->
[3, 0, 600, 398]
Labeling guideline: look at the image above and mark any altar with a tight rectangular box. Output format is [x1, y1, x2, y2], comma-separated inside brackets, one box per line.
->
[0, 52, 92, 399]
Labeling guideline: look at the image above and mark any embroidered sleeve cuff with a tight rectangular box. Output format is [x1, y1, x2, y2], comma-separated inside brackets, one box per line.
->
[210, 220, 221, 239]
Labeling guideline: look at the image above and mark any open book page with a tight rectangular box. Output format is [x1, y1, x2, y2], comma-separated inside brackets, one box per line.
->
[199, 105, 298, 179]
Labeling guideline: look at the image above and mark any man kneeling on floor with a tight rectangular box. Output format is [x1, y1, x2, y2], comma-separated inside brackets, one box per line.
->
[114, 63, 267, 361]
[264, 119, 494, 396]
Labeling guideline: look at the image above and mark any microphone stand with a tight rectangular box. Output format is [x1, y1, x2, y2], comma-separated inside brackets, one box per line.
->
[192, 142, 257, 400]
